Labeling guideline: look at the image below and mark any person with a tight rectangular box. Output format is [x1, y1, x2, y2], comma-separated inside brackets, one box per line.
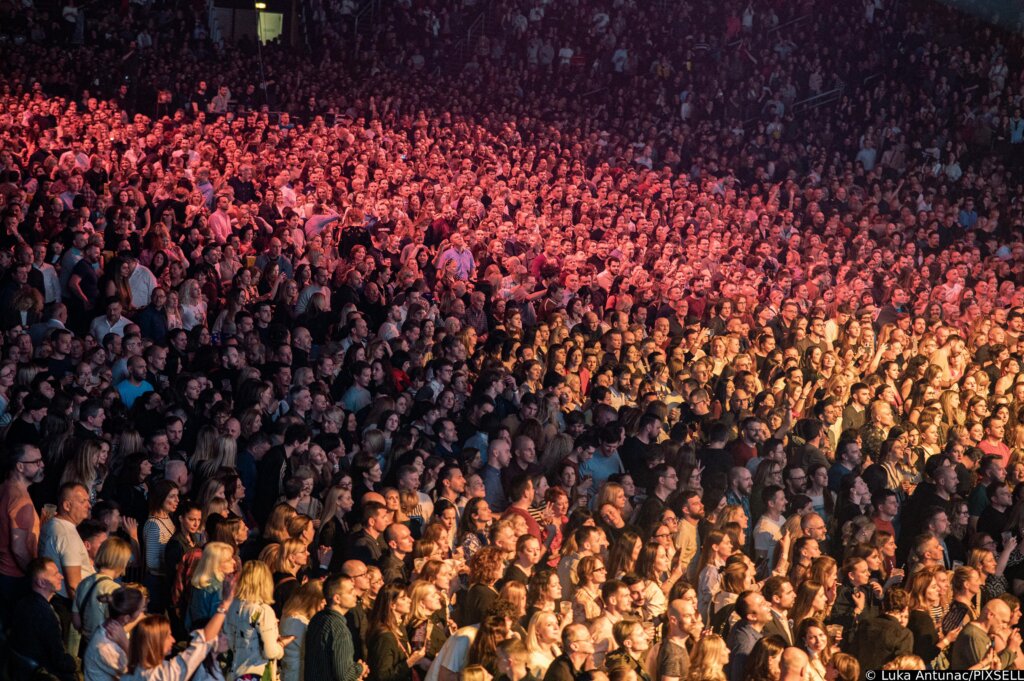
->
[543, 624, 594, 681]
[82, 585, 148, 681]
[304, 574, 366, 681]
[524, 611, 561, 678]
[367, 583, 426, 681]
[604, 617, 652, 681]
[186, 541, 237, 630]
[73, 535, 133, 645]
[8, 557, 79, 681]
[456, 546, 505, 627]
[658, 598, 704, 681]
[497, 637, 539, 681]
[39, 481, 94, 650]
[949, 599, 1022, 670]
[223, 561, 289, 680]
[726, 591, 770, 681]
[0, 444, 44, 614]
[795, 619, 830, 681]
[741, 636, 786, 681]
[687, 634, 730, 681]
[849, 588, 914, 671]
[121, 574, 234, 681]
[280, 580, 325, 681]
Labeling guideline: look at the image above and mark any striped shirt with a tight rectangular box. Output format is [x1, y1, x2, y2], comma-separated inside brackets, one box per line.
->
[304, 608, 362, 681]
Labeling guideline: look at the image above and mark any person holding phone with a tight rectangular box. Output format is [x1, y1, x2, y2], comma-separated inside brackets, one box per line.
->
[367, 583, 426, 681]
[949, 599, 1022, 669]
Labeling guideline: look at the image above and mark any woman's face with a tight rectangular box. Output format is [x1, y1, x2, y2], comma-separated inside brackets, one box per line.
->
[812, 587, 828, 612]
[804, 625, 828, 655]
[395, 592, 412, 617]
[183, 509, 203, 534]
[654, 545, 671, 573]
[163, 488, 180, 514]
[547, 574, 563, 601]
[925, 578, 940, 605]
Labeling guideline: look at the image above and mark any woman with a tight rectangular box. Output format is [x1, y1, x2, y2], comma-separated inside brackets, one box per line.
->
[280, 580, 324, 681]
[907, 566, 963, 665]
[187, 541, 237, 630]
[687, 634, 729, 681]
[458, 498, 494, 562]
[60, 438, 110, 504]
[968, 541, 1015, 602]
[83, 586, 148, 681]
[74, 536, 134, 645]
[606, 530, 642, 580]
[796, 618, 830, 681]
[466, 615, 511, 674]
[572, 555, 606, 623]
[367, 583, 426, 681]
[121, 576, 233, 681]
[142, 480, 180, 613]
[165, 502, 204, 587]
[635, 541, 682, 620]
[805, 464, 835, 521]
[696, 530, 733, 621]
[270, 538, 311, 615]
[455, 546, 505, 627]
[224, 561, 289, 681]
[525, 611, 561, 678]
[524, 569, 563, 625]
[406, 580, 449, 671]
[790, 580, 829, 629]
[178, 278, 207, 331]
[742, 635, 786, 681]
[826, 653, 860, 681]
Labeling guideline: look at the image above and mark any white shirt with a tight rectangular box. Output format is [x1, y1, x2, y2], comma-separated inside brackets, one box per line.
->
[128, 264, 159, 309]
[90, 314, 131, 343]
[424, 625, 478, 681]
[35, 262, 61, 303]
[40, 516, 95, 598]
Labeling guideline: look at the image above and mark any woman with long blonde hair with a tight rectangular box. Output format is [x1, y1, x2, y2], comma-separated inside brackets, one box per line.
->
[186, 541, 236, 630]
[405, 580, 449, 672]
[223, 561, 287, 680]
[60, 438, 110, 503]
[686, 634, 729, 681]
[525, 611, 561, 678]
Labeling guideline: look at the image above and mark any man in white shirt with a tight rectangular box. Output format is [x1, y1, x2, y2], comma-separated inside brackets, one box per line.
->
[126, 254, 158, 309]
[89, 301, 131, 343]
[39, 482, 93, 653]
[208, 195, 233, 243]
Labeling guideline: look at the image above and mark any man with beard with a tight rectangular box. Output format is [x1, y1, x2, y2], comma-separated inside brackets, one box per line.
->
[0, 444, 46, 614]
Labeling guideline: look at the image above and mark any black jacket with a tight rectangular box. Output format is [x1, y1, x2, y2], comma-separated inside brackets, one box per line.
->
[850, 614, 914, 671]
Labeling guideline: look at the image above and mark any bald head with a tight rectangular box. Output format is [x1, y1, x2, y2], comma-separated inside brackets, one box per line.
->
[363, 491, 386, 506]
[981, 598, 1012, 632]
[780, 647, 809, 681]
[341, 560, 367, 577]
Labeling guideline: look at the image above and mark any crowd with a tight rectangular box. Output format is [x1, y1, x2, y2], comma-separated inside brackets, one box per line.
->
[2, 0, 1024, 679]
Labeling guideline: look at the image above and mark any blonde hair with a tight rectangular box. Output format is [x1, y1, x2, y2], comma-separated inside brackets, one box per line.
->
[461, 666, 489, 681]
[882, 655, 926, 671]
[525, 611, 561, 655]
[235, 560, 275, 605]
[191, 541, 235, 589]
[408, 580, 440, 623]
[686, 634, 728, 681]
[95, 536, 132, 575]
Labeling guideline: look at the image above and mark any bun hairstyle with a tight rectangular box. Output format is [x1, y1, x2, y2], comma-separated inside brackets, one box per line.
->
[99, 584, 148, 619]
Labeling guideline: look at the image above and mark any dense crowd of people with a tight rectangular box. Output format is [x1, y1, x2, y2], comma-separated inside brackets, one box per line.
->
[2, 0, 1024, 679]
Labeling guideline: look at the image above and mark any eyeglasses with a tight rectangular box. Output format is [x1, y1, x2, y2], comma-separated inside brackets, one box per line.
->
[19, 459, 43, 466]
[347, 571, 368, 579]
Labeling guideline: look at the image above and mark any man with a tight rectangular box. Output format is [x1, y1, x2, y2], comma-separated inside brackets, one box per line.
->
[126, 254, 158, 309]
[729, 417, 764, 467]
[950, 598, 1022, 669]
[89, 300, 131, 342]
[604, 617, 651, 681]
[5, 394, 48, 446]
[495, 638, 537, 681]
[543, 624, 593, 681]
[379, 524, 414, 584]
[779, 648, 810, 681]
[340, 501, 390, 570]
[590, 580, 631, 668]
[503, 476, 543, 540]
[978, 482, 1013, 544]
[762, 576, 797, 646]
[9, 558, 78, 681]
[340, 561, 371, 659]
[830, 557, 878, 638]
[39, 482, 93, 650]
[255, 424, 310, 523]
[674, 489, 704, 580]
[828, 439, 862, 492]
[438, 232, 476, 280]
[0, 444, 44, 611]
[842, 383, 871, 432]
[484, 438, 512, 513]
[436, 465, 467, 517]
[635, 463, 678, 530]
[304, 575, 366, 681]
[657, 598, 703, 681]
[620, 413, 662, 490]
[725, 466, 753, 520]
[871, 489, 899, 537]
[726, 590, 771, 681]
[116, 355, 154, 409]
[970, 456, 1006, 530]
[850, 586, 913, 667]
[753, 485, 786, 562]
[979, 416, 1012, 466]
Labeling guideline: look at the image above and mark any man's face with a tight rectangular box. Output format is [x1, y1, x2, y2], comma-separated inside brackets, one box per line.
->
[337, 579, 359, 610]
[775, 582, 796, 611]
